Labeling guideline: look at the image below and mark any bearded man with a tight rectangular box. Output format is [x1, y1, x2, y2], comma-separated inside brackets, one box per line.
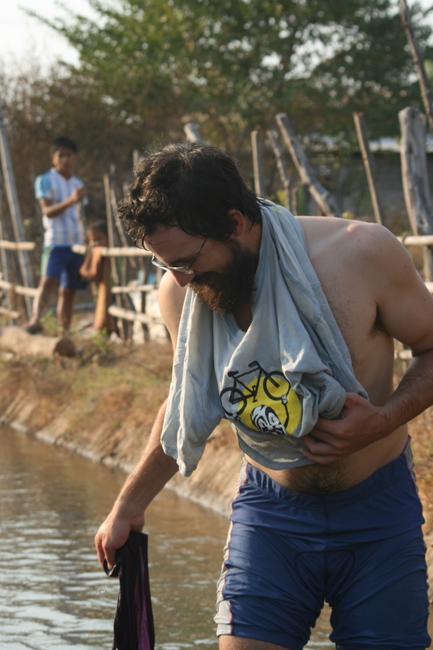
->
[95, 143, 433, 650]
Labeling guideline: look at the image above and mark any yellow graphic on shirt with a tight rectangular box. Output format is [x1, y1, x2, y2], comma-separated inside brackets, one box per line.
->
[220, 361, 302, 435]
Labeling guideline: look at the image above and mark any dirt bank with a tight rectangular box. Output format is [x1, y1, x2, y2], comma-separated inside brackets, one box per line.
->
[1, 340, 433, 598]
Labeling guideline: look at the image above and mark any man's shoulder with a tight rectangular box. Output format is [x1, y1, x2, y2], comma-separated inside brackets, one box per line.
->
[297, 216, 395, 260]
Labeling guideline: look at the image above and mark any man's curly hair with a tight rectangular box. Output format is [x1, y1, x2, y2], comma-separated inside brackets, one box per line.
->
[118, 143, 263, 247]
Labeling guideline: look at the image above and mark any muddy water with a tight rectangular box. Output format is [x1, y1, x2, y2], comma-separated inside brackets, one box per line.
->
[2, 425, 429, 649]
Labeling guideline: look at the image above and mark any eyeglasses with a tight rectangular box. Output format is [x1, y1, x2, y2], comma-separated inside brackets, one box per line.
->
[151, 237, 208, 275]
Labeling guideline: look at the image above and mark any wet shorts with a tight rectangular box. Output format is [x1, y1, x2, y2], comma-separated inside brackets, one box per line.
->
[41, 246, 85, 290]
[215, 444, 431, 650]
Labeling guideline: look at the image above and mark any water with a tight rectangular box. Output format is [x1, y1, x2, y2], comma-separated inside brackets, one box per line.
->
[0, 425, 340, 649]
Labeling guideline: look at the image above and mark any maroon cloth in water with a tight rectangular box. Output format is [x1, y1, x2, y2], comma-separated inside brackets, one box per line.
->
[104, 531, 155, 650]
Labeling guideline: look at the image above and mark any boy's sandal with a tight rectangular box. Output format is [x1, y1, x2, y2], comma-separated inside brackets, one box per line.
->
[24, 324, 43, 335]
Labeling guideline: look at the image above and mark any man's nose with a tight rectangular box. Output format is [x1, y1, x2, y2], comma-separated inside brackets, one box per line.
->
[170, 270, 194, 287]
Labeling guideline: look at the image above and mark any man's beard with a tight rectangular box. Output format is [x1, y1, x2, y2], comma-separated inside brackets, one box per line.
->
[190, 240, 259, 314]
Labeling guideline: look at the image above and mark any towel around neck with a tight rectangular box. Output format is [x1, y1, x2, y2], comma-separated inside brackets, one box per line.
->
[161, 201, 368, 477]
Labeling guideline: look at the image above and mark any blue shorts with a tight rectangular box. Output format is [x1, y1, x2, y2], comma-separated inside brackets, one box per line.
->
[41, 246, 85, 290]
[215, 444, 431, 650]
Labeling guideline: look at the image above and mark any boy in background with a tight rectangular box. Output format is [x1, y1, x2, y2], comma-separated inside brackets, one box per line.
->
[25, 136, 87, 334]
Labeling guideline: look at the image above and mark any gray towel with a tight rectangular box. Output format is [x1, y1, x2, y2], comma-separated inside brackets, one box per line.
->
[161, 201, 368, 476]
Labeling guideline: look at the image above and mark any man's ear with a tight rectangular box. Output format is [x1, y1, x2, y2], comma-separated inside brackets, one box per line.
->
[228, 209, 248, 237]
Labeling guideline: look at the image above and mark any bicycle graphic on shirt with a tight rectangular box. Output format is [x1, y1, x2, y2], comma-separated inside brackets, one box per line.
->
[220, 361, 291, 433]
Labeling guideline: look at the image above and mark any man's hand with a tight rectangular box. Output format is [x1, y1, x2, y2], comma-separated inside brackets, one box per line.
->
[95, 507, 144, 570]
[302, 392, 389, 464]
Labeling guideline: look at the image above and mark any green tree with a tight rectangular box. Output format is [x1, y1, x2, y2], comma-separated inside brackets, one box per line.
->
[29, 0, 433, 146]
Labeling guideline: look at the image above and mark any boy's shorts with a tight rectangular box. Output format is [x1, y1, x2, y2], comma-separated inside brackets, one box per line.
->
[41, 246, 85, 290]
[215, 442, 431, 650]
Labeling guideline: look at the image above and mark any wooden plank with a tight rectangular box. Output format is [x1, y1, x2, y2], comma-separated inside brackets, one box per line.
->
[0, 95, 34, 316]
[111, 284, 155, 294]
[353, 113, 383, 225]
[251, 130, 266, 197]
[397, 234, 433, 246]
[14, 286, 38, 298]
[267, 129, 292, 210]
[0, 240, 35, 251]
[0, 306, 20, 319]
[108, 304, 163, 325]
[395, 349, 412, 360]
[276, 112, 342, 217]
[72, 244, 151, 258]
[0, 326, 75, 358]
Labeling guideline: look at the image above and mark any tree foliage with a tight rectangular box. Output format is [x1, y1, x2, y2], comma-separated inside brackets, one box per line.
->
[29, 0, 433, 145]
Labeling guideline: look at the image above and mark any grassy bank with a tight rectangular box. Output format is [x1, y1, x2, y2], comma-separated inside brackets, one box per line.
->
[0, 338, 433, 590]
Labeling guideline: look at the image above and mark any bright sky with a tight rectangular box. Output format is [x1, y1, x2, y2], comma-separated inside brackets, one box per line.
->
[0, 0, 99, 71]
[0, 0, 433, 72]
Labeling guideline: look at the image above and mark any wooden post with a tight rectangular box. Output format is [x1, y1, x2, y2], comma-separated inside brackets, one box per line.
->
[276, 113, 342, 217]
[400, 0, 433, 136]
[353, 113, 383, 225]
[184, 123, 203, 143]
[133, 149, 142, 169]
[0, 96, 33, 317]
[251, 130, 266, 197]
[267, 129, 292, 210]
[108, 168, 136, 269]
[104, 172, 130, 339]
[399, 106, 433, 279]
[0, 187, 13, 323]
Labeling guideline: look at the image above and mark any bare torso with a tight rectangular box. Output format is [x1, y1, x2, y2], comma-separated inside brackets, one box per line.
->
[241, 216, 408, 493]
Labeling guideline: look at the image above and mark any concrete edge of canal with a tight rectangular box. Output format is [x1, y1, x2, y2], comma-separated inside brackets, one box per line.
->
[1, 360, 433, 603]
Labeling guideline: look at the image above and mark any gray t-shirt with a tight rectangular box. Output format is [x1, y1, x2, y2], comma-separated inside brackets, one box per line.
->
[161, 201, 367, 477]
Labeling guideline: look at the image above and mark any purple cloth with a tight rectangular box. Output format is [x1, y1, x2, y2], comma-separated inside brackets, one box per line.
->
[104, 531, 155, 650]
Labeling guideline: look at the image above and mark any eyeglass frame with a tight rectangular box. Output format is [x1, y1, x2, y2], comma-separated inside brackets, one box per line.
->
[150, 236, 208, 275]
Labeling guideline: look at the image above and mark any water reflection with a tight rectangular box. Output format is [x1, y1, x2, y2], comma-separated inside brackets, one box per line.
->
[0, 426, 337, 648]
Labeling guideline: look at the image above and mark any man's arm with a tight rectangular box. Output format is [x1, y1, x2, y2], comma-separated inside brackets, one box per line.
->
[95, 400, 178, 567]
[303, 224, 433, 463]
[94, 273, 187, 568]
[38, 185, 86, 219]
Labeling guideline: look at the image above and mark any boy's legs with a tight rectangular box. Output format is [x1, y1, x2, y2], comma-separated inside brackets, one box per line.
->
[26, 246, 83, 333]
[57, 249, 85, 332]
[26, 274, 59, 332]
[57, 287, 77, 332]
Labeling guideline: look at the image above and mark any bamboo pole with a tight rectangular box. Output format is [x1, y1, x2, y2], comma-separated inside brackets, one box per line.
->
[251, 130, 266, 197]
[72, 244, 151, 257]
[0, 96, 33, 316]
[353, 113, 383, 225]
[399, 106, 433, 279]
[267, 129, 292, 210]
[400, 0, 433, 136]
[108, 170, 136, 269]
[397, 234, 433, 245]
[276, 113, 342, 217]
